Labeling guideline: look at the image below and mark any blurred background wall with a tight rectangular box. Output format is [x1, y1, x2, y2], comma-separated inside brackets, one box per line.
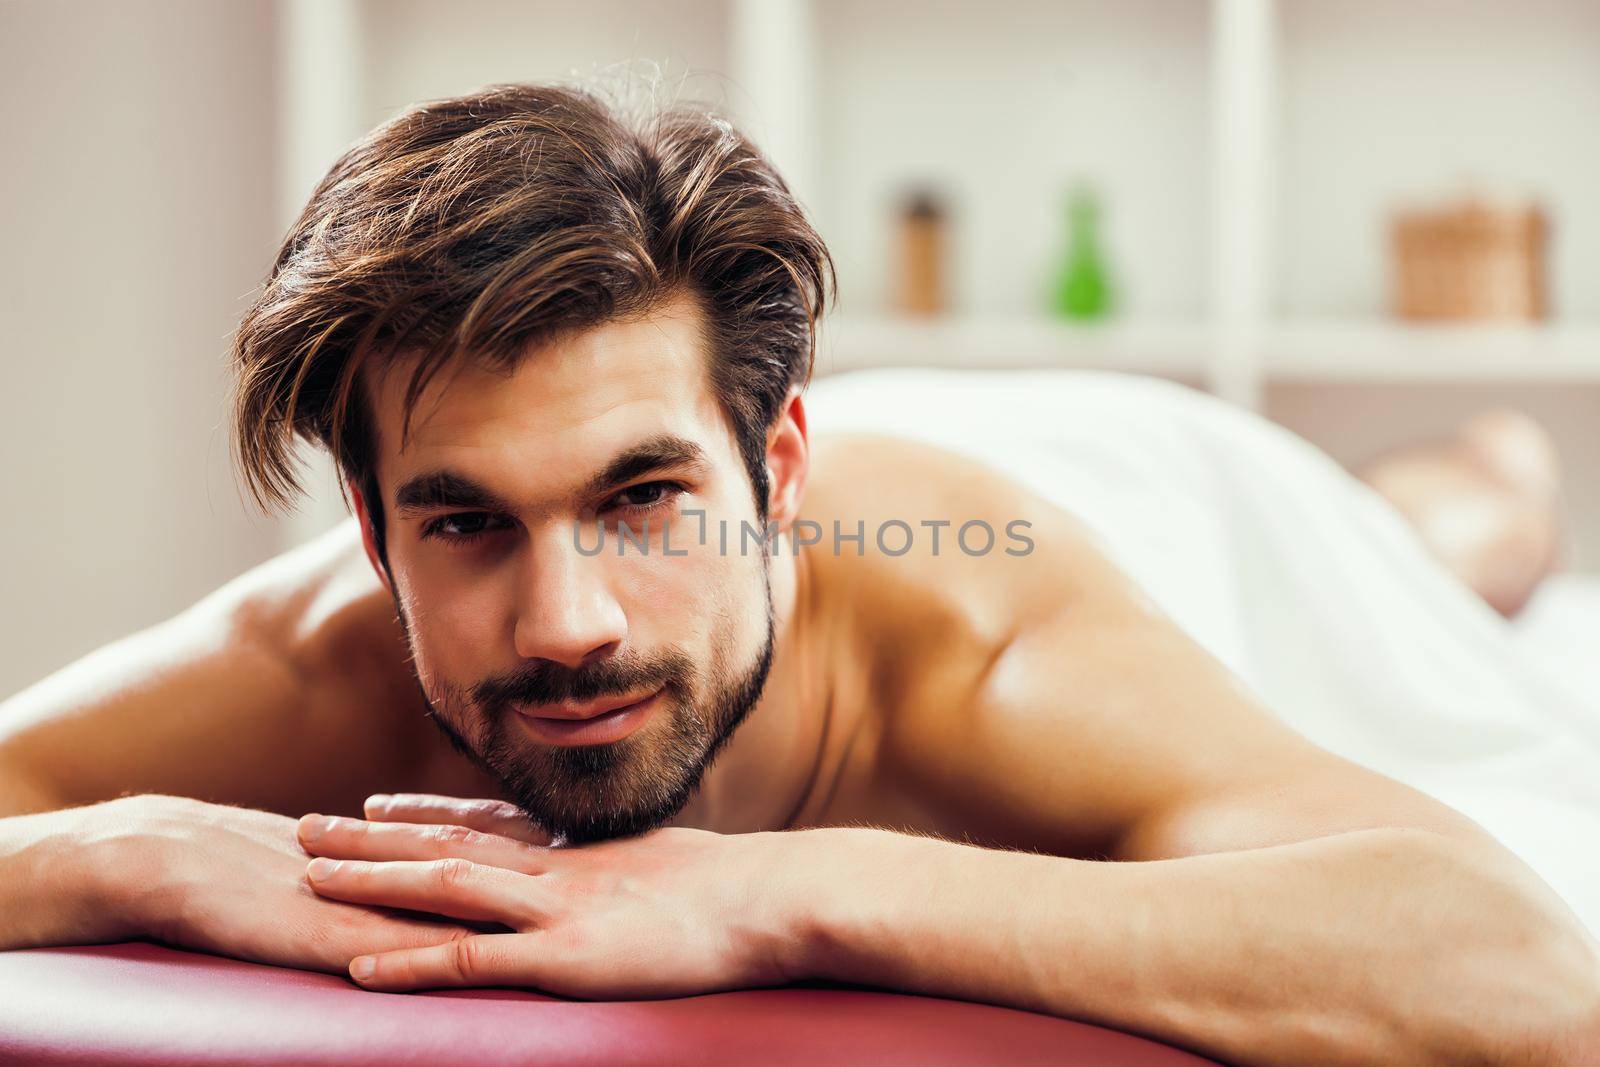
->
[1, 0, 284, 698]
[2, 0, 1597, 699]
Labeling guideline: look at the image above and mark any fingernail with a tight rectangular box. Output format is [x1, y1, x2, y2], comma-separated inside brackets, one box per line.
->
[350, 957, 376, 981]
[366, 794, 392, 811]
[307, 858, 342, 881]
[299, 815, 330, 842]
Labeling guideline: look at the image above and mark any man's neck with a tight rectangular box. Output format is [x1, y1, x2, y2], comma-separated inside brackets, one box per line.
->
[668, 532, 840, 834]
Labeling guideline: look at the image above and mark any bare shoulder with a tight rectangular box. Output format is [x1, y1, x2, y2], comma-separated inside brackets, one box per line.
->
[804, 430, 1117, 641]
[0, 518, 442, 816]
[802, 431, 1138, 837]
[211, 520, 444, 786]
[219, 521, 495, 801]
[803, 433, 1409, 863]
[220, 519, 411, 698]
[196, 519, 510, 807]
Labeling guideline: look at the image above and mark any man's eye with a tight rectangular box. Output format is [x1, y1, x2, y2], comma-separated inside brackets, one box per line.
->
[609, 481, 681, 511]
[424, 512, 504, 541]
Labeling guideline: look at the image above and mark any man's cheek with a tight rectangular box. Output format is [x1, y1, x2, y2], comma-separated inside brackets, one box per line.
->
[406, 572, 516, 679]
[616, 530, 722, 604]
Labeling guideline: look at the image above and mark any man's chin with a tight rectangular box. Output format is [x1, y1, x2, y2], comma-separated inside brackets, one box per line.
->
[500, 783, 695, 845]
[485, 739, 705, 844]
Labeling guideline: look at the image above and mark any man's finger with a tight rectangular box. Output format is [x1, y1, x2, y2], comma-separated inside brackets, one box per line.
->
[298, 814, 548, 874]
[294, 906, 477, 976]
[348, 932, 534, 992]
[364, 794, 553, 846]
[306, 857, 549, 925]
[353, 914, 481, 956]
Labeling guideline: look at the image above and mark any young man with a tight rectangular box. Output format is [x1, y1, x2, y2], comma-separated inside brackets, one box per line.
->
[1, 84, 1595, 1066]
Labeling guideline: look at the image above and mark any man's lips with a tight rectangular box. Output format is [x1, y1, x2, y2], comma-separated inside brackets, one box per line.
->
[518, 687, 664, 721]
[512, 687, 665, 747]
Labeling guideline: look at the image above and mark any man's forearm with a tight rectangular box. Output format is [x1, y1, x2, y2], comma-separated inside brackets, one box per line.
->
[784, 825, 1599, 1066]
[0, 804, 125, 949]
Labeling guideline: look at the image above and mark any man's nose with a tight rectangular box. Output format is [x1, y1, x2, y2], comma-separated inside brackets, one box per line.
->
[511, 525, 626, 669]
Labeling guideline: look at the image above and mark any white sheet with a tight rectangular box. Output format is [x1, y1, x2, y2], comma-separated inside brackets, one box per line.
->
[805, 367, 1600, 932]
[1513, 575, 1600, 711]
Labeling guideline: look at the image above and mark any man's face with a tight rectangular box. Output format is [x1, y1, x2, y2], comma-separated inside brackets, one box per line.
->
[361, 293, 776, 844]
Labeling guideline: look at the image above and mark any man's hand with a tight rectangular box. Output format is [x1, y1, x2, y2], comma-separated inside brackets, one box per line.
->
[360, 792, 555, 846]
[83, 794, 471, 973]
[296, 796, 805, 996]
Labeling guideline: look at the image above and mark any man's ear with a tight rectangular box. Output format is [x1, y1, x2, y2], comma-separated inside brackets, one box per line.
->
[347, 482, 392, 593]
[765, 385, 810, 533]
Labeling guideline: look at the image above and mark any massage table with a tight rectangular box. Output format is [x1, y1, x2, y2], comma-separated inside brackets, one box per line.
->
[0, 942, 1216, 1065]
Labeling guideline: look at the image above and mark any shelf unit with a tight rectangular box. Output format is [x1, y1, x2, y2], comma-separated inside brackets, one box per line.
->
[1264, 322, 1600, 384]
[287, 0, 1600, 403]
[734, 0, 1600, 575]
[739, 0, 1600, 401]
[820, 316, 1600, 385]
[728, 0, 1271, 399]
[817, 317, 1209, 379]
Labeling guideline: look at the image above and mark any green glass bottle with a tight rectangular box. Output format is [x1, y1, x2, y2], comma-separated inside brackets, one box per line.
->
[1052, 183, 1112, 320]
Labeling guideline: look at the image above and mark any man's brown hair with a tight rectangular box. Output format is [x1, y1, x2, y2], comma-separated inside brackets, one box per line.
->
[232, 82, 833, 564]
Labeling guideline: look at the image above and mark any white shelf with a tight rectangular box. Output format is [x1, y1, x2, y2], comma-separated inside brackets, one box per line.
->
[815, 316, 1210, 379]
[1264, 322, 1600, 384]
[815, 315, 1600, 387]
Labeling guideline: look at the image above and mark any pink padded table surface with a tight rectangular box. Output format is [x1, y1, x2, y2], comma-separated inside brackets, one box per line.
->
[0, 942, 1219, 1066]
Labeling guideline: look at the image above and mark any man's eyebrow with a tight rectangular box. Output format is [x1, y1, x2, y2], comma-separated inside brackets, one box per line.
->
[580, 434, 709, 499]
[392, 435, 709, 515]
[395, 471, 510, 514]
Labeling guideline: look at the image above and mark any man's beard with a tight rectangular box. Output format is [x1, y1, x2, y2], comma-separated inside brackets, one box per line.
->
[393, 576, 776, 845]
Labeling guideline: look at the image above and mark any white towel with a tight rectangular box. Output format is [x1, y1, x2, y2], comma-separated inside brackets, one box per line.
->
[805, 366, 1600, 931]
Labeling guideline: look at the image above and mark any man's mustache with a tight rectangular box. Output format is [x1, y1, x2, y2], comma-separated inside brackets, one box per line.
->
[472, 650, 692, 712]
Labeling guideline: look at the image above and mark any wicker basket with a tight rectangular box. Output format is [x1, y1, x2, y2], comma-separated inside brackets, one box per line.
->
[1391, 198, 1547, 321]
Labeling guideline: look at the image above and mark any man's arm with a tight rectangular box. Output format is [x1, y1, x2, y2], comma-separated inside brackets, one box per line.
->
[284, 779, 1595, 1066]
[282, 784, 1595, 1066]
[0, 521, 426, 819]
[786, 822, 1595, 1066]
[0, 522, 463, 961]
[843, 523, 1600, 1065]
